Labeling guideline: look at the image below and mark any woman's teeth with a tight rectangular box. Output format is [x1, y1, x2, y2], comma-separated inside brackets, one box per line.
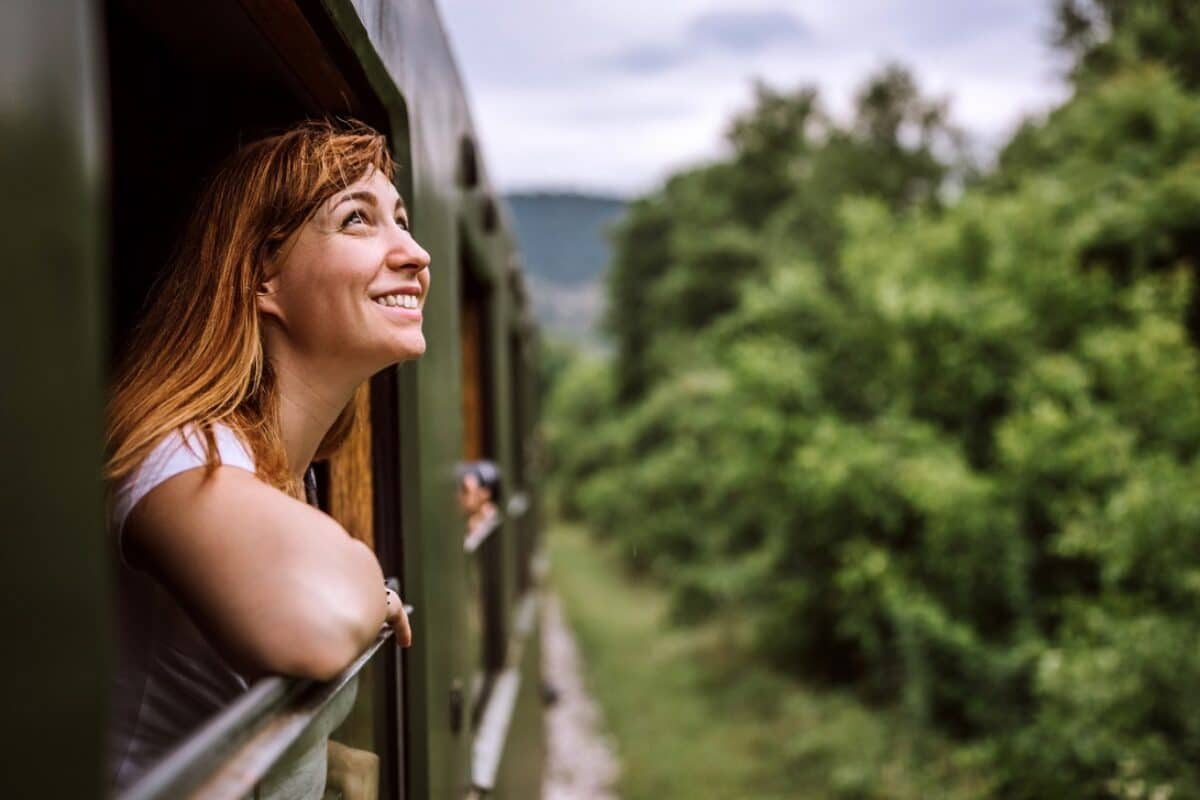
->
[374, 293, 420, 309]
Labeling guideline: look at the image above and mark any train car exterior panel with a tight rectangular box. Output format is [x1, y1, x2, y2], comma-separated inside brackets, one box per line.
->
[1, 2, 112, 798]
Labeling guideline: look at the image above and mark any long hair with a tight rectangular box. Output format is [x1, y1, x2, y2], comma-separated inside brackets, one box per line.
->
[105, 119, 396, 498]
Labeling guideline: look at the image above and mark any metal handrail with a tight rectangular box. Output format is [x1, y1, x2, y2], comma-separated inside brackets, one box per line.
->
[120, 629, 395, 800]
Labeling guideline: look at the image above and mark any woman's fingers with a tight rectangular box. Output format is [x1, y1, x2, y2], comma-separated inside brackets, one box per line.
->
[393, 606, 412, 648]
[384, 588, 412, 647]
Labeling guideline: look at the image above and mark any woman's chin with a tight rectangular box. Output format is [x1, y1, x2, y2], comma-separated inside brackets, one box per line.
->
[391, 332, 426, 361]
[361, 332, 425, 371]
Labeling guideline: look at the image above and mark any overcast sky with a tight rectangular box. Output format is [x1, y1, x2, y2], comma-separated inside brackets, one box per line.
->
[436, 1, 1070, 196]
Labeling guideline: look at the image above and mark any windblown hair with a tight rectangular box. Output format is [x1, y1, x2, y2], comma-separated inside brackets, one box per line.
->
[105, 119, 395, 498]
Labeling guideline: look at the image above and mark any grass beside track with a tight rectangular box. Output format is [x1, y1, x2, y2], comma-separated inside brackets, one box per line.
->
[548, 522, 993, 800]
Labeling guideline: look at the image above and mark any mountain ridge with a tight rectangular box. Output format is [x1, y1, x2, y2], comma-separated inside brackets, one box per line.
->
[505, 191, 626, 344]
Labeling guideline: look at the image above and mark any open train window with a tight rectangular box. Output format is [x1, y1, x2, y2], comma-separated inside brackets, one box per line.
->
[459, 255, 494, 467]
[508, 325, 534, 592]
[106, 0, 388, 358]
[104, 0, 408, 795]
[459, 229, 511, 727]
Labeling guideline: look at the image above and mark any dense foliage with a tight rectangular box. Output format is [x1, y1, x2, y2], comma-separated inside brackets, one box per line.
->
[546, 3, 1200, 796]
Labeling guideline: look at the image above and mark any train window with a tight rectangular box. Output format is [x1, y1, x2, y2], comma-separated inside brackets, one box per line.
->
[459, 234, 511, 725]
[458, 136, 480, 189]
[508, 326, 535, 592]
[104, 0, 388, 356]
[481, 195, 500, 234]
[104, 0, 406, 795]
[460, 263, 492, 465]
[317, 379, 405, 797]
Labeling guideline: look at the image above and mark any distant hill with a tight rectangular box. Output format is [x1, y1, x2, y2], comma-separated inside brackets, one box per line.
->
[506, 192, 625, 287]
[505, 192, 626, 345]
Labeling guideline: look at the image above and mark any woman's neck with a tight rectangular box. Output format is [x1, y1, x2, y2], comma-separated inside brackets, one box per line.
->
[269, 354, 361, 481]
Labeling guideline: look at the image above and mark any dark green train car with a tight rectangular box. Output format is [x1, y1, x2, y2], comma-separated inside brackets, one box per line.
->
[1, 1, 545, 797]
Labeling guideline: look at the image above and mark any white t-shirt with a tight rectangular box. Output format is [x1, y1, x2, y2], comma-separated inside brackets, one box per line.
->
[108, 425, 352, 798]
[108, 424, 257, 792]
[110, 424, 256, 555]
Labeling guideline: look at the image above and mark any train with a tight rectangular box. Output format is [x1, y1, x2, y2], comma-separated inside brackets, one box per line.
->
[2, 0, 545, 797]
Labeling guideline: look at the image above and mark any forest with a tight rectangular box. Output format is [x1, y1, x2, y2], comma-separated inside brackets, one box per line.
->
[544, 1, 1200, 796]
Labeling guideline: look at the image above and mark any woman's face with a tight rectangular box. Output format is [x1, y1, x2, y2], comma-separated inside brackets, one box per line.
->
[259, 168, 431, 375]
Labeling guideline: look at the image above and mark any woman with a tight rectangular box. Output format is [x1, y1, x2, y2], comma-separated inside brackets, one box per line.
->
[105, 120, 426, 793]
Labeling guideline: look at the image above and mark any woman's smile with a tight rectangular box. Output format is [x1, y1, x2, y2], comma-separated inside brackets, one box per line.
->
[371, 289, 423, 320]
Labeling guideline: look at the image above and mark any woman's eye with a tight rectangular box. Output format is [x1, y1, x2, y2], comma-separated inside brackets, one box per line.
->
[341, 209, 367, 228]
[395, 217, 410, 231]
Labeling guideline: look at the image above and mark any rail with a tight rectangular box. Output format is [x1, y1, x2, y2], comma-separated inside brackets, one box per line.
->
[120, 619, 400, 799]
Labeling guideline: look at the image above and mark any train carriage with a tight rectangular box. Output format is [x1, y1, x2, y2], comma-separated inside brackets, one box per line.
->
[2, 0, 545, 797]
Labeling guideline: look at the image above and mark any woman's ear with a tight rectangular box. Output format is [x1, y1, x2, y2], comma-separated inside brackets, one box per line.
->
[256, 271, 284, 321]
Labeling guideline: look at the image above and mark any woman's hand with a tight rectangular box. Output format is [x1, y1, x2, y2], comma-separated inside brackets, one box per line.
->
[384, 588, 412, 647]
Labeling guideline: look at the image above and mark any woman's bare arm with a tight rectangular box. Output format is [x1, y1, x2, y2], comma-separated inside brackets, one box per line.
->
[125, 465, 389, 681]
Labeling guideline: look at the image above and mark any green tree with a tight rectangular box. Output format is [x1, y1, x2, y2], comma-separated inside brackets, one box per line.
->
[1056, 0, 1200, 88]
[606, 64, 965, 406]
[551, 10, 1200, 796]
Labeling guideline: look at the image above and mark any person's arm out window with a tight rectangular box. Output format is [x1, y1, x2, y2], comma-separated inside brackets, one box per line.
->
[124, 465, 388, 681]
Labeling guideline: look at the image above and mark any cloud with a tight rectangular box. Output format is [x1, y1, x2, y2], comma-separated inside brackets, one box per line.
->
[605, 6, 810, 74]
[606, 43, 690, 73]
[881, 1, 1046, 49]
[438, 0, 1068, 193]
[687, 8, 809, 53]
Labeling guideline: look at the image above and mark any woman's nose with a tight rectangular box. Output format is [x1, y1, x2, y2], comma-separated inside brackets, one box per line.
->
[410, 239, 432, 270]
[387, 228, 431, 271]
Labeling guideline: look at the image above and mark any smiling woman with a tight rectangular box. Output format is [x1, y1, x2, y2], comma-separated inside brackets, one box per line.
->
[104, 119, 422, 795]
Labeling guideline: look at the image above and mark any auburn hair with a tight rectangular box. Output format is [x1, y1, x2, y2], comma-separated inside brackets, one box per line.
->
[105, 119, 396, 498]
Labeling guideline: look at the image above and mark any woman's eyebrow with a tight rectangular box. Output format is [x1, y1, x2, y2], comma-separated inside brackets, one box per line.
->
[331, 190, 378, 211]
[331, 190, 406, 216]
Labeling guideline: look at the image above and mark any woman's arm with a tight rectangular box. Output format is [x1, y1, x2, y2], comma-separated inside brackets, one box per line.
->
[125, 465, 389, 681]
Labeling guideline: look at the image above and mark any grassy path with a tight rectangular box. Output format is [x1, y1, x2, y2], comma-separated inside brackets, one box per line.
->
[547, 523, 992, 800]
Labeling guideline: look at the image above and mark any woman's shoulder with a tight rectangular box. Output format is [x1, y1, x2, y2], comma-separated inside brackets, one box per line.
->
[112, 422, 256, 539]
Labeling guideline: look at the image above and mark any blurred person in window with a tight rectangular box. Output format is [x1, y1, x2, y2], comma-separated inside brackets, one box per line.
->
[458, 460, 501, 534]
[104, 119, 425, 796]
